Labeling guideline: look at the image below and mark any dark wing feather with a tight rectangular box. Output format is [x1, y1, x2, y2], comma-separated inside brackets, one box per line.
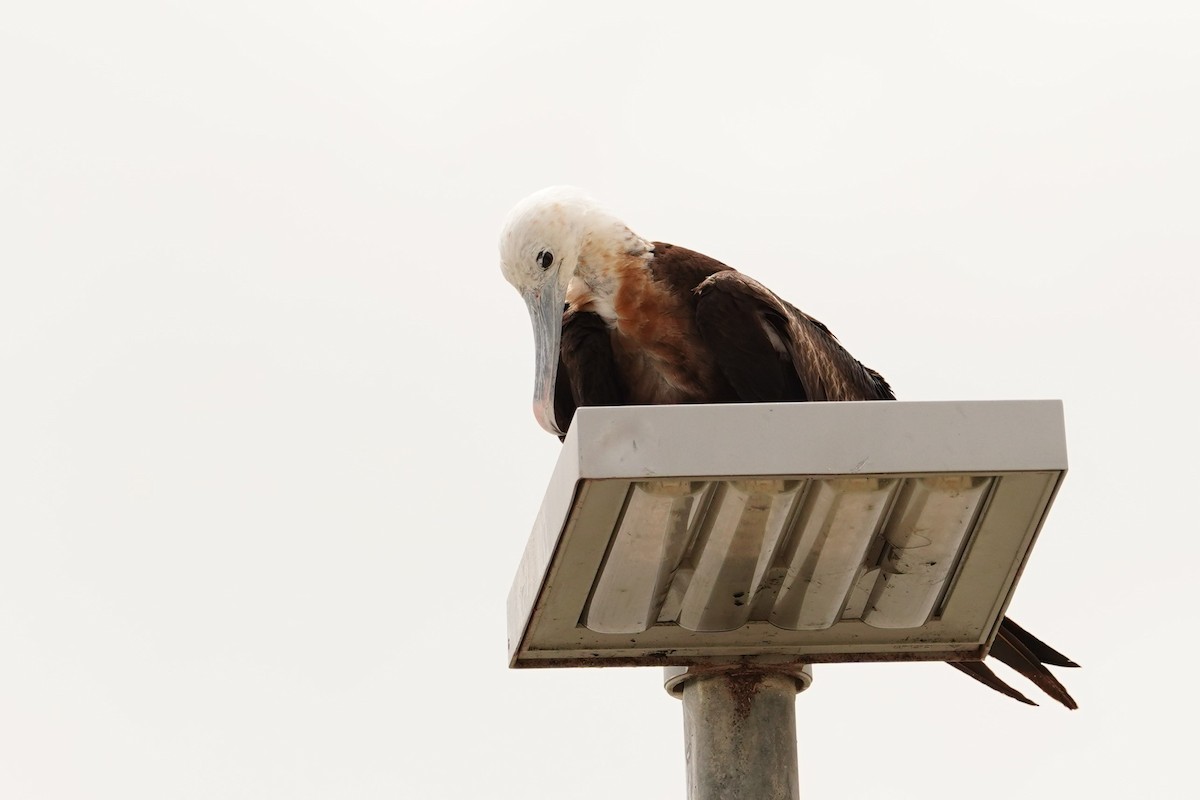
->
[1001, 616, 1080, 668]
[949, 618, 1079, 709]
[553, 307, 624, 440]
[949, 661, 1037, 706]
[777, 295, 895, 401]
[692, 269, 893, 403]
[988, 618, 1079, 709]
[647, 242, 734, 298]
[693, 271, 809, 402]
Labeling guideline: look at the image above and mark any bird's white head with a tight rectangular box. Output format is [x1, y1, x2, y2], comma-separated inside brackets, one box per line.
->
[499, 186, 642, 437]
[498, 185, 597, 300]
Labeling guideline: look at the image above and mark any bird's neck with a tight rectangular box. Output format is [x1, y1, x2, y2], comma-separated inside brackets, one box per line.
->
[570, 226, 653, 324]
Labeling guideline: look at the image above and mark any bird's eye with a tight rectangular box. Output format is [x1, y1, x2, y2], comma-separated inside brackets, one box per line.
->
[537, 250, 554, 270]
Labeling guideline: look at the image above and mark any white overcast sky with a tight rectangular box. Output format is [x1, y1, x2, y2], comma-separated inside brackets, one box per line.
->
[3, 2, 1198, 798]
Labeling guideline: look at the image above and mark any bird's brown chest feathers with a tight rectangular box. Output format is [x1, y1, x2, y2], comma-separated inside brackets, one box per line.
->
[570, 259, 729, 405]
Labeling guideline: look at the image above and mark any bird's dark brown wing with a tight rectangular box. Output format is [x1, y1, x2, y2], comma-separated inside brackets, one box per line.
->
[692, 270, 809, 402]
[553, 307, 624, 440]
[691, 268, 894, 403]
[647, 242, 735, 298]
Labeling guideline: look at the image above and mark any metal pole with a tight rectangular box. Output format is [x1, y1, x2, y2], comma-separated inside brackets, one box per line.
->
[664, 662, 812, 800]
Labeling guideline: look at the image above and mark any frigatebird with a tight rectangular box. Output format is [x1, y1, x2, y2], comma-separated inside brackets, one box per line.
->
[499, 186, 1079, 708]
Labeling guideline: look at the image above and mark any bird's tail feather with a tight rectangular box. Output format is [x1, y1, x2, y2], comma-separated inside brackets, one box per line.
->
[950, 660, 1037, 706]
[951, 617, 1080, 709]
[1000, 617, 1080, 668]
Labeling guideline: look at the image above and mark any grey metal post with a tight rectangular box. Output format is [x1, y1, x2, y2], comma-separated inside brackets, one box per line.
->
[664, 662, 813, 800]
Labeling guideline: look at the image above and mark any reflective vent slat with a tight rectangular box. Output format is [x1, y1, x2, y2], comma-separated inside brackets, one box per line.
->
[770, 477, 898, 630]
[862, 476, 993, 629]
[583, 480, 707, 634]
[676, 480, 803, 632]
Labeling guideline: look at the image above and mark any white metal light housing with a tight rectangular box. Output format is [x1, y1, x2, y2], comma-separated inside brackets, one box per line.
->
[507, 401, 1067, 668]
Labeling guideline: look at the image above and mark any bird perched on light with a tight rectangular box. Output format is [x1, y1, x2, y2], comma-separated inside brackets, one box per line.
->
[499, 185, 1079, 708]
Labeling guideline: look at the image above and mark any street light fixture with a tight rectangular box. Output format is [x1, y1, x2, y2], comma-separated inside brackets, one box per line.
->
[507, 400, 1068, 799]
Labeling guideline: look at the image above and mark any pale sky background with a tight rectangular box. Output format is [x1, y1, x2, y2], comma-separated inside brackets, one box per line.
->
[3, 2, 1198, 798]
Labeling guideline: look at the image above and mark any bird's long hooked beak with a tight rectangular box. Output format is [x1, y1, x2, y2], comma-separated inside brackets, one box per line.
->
[523, 286, 566, 437]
